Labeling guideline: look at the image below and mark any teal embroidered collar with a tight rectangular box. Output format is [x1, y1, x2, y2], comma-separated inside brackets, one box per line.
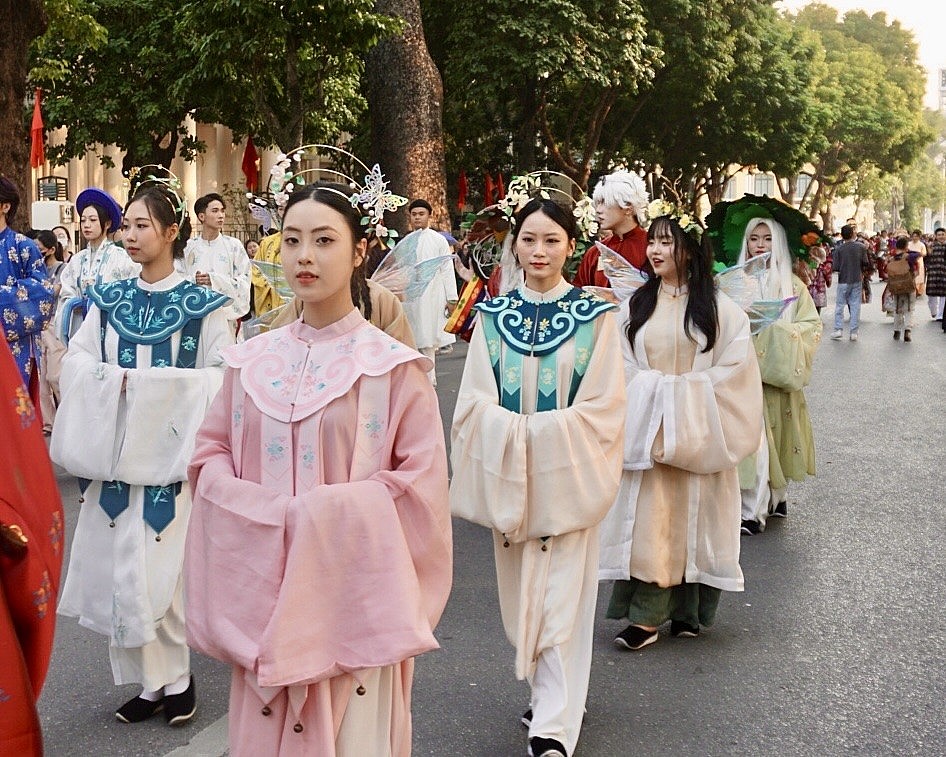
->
[88, 278, 228, 344]
[476, 285, 614, 356]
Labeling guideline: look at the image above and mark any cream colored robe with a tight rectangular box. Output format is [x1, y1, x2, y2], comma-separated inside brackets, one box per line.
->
[450, 281, 625, 755]
[599, 290, 763, 592]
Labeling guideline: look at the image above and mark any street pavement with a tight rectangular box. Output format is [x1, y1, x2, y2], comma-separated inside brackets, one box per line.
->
[39, 280, 946, 756]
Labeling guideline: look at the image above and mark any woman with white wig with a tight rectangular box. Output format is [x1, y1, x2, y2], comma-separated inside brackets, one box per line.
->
[573, 169, 650, 289]
[704, 195, 823, 535]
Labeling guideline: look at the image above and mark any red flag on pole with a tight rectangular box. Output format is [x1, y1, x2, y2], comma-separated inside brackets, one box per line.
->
[241, 136, 260, 192]
[496, 173, 505, 201]
[457, 170, 468, 211]
[30, 88, 45, 169]
[484, 173, 495, 205]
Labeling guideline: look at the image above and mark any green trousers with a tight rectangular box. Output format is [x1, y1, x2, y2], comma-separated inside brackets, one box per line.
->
[606, 577, 721, 628]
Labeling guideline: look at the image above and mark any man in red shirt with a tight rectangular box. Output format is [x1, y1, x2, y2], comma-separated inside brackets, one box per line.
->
[573, 169, 650, 289]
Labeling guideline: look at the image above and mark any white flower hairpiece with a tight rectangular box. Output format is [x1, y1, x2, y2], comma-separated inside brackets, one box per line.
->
[496, 171, 599, 241]
[250, 145, 406, 246]
[647, 198, 702, 240]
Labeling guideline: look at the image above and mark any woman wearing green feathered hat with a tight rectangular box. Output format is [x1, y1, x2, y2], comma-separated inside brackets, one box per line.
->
[705, 195, 823, 535]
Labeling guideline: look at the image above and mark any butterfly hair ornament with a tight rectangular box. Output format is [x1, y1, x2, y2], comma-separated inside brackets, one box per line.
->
[247, 144, 407, 248]
[124, 164, 188, 229]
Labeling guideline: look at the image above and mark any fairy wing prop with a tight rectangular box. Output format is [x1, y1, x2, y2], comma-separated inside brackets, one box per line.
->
[252, 260, 294, 302]
[248, 202, 278, 235]
[714, 253, 797, 334]
[370, 229, 455, 302]
[745, 298, 797, 335]
[240, 303, 291, 340]
[589, 240, 650, 302]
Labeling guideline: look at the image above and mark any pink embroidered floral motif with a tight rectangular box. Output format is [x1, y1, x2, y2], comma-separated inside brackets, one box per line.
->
[361, 413, 384, 440]
[265, 437, 288, 462]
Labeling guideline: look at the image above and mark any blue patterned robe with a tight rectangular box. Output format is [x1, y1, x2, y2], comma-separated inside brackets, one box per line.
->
[0, 227, 55, 385]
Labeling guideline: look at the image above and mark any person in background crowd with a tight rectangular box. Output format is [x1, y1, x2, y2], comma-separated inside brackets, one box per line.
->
[573, 168, 650, 289]
[34, 230, 67, 433]
[830, 224, 870, 341]
[245, 239, 259, 259]
[807, 243, 832, 314]
[402, 198, 457, 385]
[0, 177, 55, 395]
[177, 193, 251, 334]
[924, 227, 946, 321]
[53, 225, 74, 262]
[55, 188, 139, 346]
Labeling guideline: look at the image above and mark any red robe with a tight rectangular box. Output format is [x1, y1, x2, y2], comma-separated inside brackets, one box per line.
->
[0, 337, 64, 756]
[572, 226, 649, 289]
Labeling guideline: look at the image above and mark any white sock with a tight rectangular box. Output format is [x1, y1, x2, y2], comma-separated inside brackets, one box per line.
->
[139, 687, 163, 702]
[164, 673, 191, 696]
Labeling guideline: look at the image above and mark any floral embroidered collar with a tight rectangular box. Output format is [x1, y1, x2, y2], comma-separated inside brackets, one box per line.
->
[476, 281, 615, 356]
[224, 310, 430, 422]
[88, 273, 228, 344]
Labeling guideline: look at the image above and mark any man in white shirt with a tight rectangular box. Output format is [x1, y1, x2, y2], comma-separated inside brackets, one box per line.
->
[178, 193, 251, 331]
[403, 199, 457, 385]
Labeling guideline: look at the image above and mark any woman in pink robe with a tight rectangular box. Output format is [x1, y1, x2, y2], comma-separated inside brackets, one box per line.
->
[185, 182, 453, 756]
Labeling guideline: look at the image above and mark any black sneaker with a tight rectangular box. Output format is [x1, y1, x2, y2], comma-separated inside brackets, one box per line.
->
[740, 519, 761, 535]
[670, 620, 700, 638]
[528, 736, 568, 757]
[115, 694, 164, 723]
[614, 625, 658, 651]
[771, 501, 788, 519]
[521, 708, 532, 728]
[163, 675, 196, 726]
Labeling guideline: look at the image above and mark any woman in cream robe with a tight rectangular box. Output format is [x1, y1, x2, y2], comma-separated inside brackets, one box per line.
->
[450, 197, 625, 757]
[599, 214, 763, 646]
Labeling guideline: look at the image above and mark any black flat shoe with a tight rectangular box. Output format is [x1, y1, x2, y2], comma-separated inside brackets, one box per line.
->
[529, 736, 568, 757]
[164, 676, 196, 726]
[116, 695, 164, 723]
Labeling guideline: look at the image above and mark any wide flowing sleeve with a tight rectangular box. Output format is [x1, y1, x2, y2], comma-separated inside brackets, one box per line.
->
[751, 277, 822, 392]
[186, 362, 453, 687]
[450, 313, 625, 542]
[50, 306, 227, 485]
[185, 369, 293, 672]
[49, 304, 126, 480]
[653, 298, 764, 474]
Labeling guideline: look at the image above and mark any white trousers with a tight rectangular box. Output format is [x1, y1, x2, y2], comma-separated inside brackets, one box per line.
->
[109, 579, 190, 692]
[927, 295, 945, 319]
[419, 346, 437, 386]
[740, 431, 770, 526]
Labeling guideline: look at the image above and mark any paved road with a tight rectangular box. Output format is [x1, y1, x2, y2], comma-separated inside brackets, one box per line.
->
[39, 281, 946, 755]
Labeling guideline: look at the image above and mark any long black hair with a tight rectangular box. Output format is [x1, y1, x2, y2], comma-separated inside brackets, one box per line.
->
[124, 185, 192, 259]
[625, 215, 719, 353]
[36, 229, 64, 262]
[282, 182, 372, 321]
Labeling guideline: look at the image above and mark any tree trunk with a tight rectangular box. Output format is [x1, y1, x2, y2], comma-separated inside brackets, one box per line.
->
[0, 0, 47, 229]
[367, 0, 448, 233]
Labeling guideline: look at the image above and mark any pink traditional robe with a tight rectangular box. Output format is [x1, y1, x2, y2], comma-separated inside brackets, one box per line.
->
[185, 310, 452, 757]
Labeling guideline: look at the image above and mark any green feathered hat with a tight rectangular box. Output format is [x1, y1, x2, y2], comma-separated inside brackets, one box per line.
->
[705, 194, 826, 268]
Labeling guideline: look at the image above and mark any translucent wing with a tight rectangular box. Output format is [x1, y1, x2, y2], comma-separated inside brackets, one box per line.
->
[248, 202, 277, 235]
[580, 286, 620, 304]
[240, 303, 291, 340]
[714, 252, 771, 310]
[371, 248, 454, 301]
[746, 297, 797, 335]
[591, 240, 650, 303]
[252, 260, 294, 301]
